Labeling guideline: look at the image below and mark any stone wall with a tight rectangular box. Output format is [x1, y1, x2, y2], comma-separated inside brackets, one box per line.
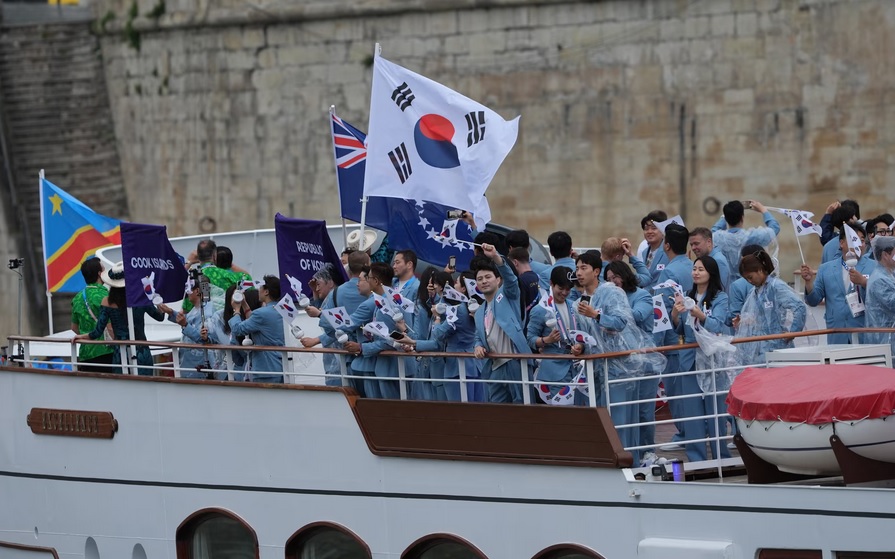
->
[95, 0, 895, 275]
[0, 20, 127, 340]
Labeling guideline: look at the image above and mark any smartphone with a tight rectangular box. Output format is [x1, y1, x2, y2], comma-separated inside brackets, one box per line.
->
[579, 295, 591, 304]
[389, 331, 405, 340]
[743, 200, 753, 209]
[446, 209, 465, 219]
[448, 255, 456, 269]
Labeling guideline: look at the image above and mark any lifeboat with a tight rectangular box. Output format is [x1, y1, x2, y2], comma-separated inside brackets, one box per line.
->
[727, 364, 895, 476]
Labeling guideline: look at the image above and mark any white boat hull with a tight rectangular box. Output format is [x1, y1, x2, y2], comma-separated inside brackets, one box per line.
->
[736, 416, 895, 475]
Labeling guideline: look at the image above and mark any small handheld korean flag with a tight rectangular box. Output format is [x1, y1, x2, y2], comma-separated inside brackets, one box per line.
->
[537, 288, 554, 311]
[363, 52, 520, 230]
[464, 277, 484, 300]
[653, 279, 684, 299]
[383, 286, 415, 313]
[843, 222, 863, 258]
[568, 329, 597, 347]
[184, 275, 196, 296]
[322, 306, 355, 330]
[141, 272, 162, 305]
[536, 382, 576, 406]
[767, 207, 824, 237]
[445, 305, 459, 329]
[285, 274, 310, 306]
[443, 285, 468, 303]
[789, 210, 823, 237]
[363, 321, 391, 340]
[437, 220, 459, 246]
[241, 279, 264, 290]
[653, 215, 685, 234]
[274, 294, 298, 322]
[652, 294, 673, 333]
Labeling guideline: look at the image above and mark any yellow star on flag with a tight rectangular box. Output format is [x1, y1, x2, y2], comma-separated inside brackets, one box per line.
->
[49, 193, 63, 215]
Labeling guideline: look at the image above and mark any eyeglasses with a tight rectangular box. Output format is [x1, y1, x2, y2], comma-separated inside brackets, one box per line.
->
[875, 229, 893, 236]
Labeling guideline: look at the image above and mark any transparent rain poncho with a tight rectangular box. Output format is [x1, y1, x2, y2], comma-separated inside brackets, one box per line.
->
[734, 276, 807, 365]
[582, 282, 667, 379]
[864, 263, 895, 355]
[688, 312, 739, 394]
[713, 228, 779, 278]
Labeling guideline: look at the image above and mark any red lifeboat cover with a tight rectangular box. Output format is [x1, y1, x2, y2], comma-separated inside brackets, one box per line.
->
[727, 365, 895, 424]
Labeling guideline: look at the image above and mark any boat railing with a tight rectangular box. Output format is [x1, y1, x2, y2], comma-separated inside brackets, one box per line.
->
[5, 328, 894, 479]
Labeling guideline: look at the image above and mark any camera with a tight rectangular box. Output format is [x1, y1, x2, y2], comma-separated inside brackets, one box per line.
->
[448, 255, 456, 270]
[446, 209, 466, 220]
[7, 258, 23, 270]
[198, 275, 211, 302]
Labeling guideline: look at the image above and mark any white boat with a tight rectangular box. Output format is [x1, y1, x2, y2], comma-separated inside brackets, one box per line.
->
[4, 333, 895, 558]
[5, 230, 895, 558]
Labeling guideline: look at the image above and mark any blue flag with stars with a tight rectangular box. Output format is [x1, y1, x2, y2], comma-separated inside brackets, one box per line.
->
[386, 199, 476, 270]
[331, 111, 477, 269]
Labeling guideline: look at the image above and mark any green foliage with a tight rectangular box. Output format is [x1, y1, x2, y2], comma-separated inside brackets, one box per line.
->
[147, 0, 166, 19]
[123, 1, 140, 52]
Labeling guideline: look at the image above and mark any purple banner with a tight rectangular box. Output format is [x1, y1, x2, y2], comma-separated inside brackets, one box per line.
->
[274, 214, 347, 299]
[121, 221, 188, 307]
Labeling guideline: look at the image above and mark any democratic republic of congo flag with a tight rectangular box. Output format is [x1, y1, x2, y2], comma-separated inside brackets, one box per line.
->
[40, 177, 121, 292]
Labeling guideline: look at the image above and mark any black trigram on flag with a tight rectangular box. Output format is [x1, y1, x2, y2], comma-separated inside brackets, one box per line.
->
[388, 142, 413, 183]
[465, 111, 485, 147]
[391, 82, 415, 111]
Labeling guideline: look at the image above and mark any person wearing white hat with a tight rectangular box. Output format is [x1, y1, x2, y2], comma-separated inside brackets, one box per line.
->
[346, 229, 378, 253]
[73, 261, 173, 375]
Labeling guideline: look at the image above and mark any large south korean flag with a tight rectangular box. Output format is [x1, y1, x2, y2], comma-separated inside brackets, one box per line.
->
[363, 50, 520, 230]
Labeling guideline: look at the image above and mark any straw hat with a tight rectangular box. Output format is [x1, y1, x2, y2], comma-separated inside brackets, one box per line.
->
[101, 261, 126, 288]
[346, 229, 378, 252]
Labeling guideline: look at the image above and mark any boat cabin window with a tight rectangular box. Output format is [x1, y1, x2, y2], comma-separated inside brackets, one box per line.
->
[402, 534, 488, 559]
[176, 509, 258, 559]
[757, 551, 822, 559]
[285, 522, 371, 559]
[532, 544, 606, 558]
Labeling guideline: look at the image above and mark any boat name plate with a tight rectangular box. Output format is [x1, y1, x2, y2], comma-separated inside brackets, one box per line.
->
[26, 408, 118, 439]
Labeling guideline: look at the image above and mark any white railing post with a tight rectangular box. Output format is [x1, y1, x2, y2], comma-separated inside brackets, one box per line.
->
[711, 354, 723, 478]
[397, 357, 408, 400]
[603, 359, 610, 408]
[339, 354, 350, 387]
[172, 347, 181, 378]
[70, 343, 79, 372]
[23, 339, 31, 366]
[586, 359, 597, 407]
[521, 358, 531, 405]
[119, 344, 130, 374]
[459, 358, 468, 403]
[282, 350, 291, 384]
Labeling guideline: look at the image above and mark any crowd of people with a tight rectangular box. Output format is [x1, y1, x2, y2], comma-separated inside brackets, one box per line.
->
[68, 198, 895, 462]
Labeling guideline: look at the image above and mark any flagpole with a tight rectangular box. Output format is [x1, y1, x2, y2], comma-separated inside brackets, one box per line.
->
[38, 169, 55, 334]
[329, 105, 350, 250]
[127, 306, 137, 375]
[792, 221, 806, 265]
[358, 44, 382, 255]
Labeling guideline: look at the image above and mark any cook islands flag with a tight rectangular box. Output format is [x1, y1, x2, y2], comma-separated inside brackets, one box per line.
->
[40, 177, 121, 293]
[362, 51, 520, 231]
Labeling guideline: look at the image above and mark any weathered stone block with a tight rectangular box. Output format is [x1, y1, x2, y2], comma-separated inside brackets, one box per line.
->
[711, 14, 736, 37]
[736, 12, 758, 36]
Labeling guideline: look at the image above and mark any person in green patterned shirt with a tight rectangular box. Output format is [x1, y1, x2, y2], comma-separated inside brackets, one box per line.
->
[183, 241, 251, 313]
[70, 258, 115, 372]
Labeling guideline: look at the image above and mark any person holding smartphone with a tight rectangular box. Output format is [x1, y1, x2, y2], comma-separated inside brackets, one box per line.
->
[526, 267, 584, 401]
